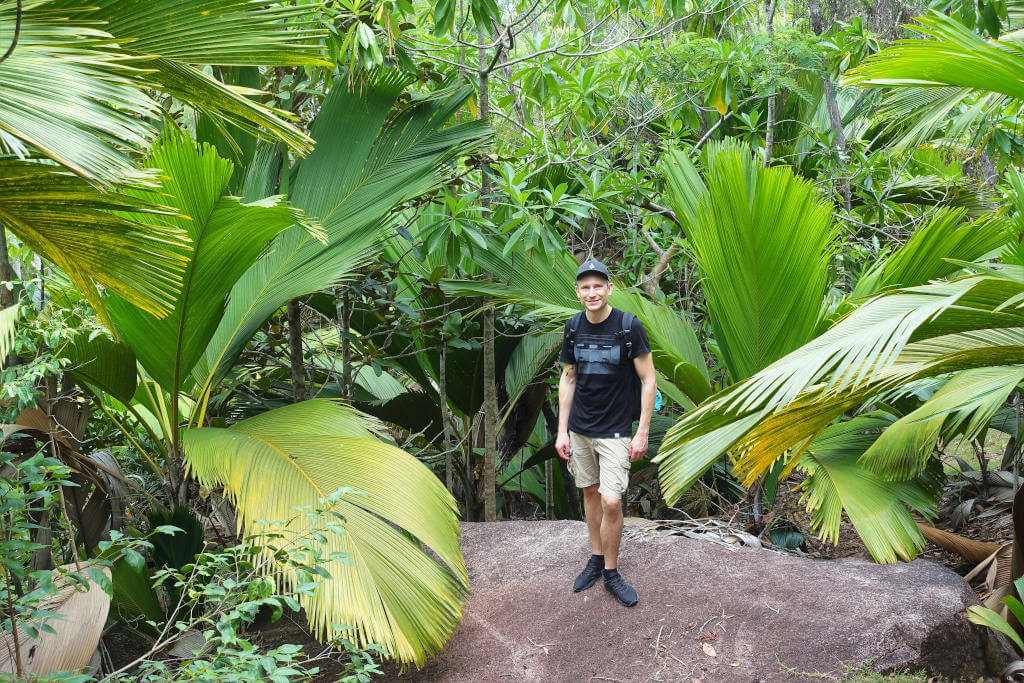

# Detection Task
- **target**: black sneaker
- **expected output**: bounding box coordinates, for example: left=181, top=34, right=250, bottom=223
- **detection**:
left=603, top=570, right=638, bottom=607
left=573, top=555, right=604, bottom=592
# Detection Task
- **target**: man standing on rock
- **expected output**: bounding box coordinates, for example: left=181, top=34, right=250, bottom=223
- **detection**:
left=556, top=259, right=656, bottom=607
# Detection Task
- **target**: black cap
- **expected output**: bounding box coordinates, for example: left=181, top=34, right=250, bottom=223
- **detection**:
left=576, top=259, right=610, bottom=281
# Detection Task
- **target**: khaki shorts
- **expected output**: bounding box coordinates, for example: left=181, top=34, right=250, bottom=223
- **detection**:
left=567, top=431, right=631, bottom=499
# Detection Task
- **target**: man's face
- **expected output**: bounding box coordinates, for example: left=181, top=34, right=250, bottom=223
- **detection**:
left=575, top=274, right=612, bottom=313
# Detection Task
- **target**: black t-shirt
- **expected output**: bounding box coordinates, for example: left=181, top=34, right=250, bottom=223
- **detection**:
left=559, top=308, right=652, bottom=438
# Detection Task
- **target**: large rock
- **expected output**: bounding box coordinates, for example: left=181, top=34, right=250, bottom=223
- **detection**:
left=392, top=520, right=1012, bottom=681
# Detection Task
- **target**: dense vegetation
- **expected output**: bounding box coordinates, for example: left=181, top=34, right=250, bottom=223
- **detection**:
left=3, top=0, right=1024, bottom=678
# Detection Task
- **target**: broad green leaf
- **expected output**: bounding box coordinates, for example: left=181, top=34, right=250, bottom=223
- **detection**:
left=851, top=208, right=1009, bottom=300
left=106, top=132, right=304, bottom=394
left=968, top=606, right=1024, bottom=652
left=847, top=11, right=1024, bottom=103
left=861, top=365, right=1024, bottom=480
left=182, top=400, right=467, bottom=665
left=0, top=304, right=18, bottom=360
left=62, top=332, right=137, bottom=405
left=197, top=73, right=490, bottom=389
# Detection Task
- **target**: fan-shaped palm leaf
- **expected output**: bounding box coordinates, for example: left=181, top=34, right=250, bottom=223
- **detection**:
left=661, top=141, right=837, bottom=382
left=105, top=132, right=311, bottom=398
left=1, top=0, right=324, bottom=186
left=195, top=73, right=490, bottom=394
left=860, top=365, right=1024, bottom=480
left=0, top=158, right=188, bottom=323
left=656, top=272, right=1024, bottom=558
left=182, top=400, right=466, bottom=666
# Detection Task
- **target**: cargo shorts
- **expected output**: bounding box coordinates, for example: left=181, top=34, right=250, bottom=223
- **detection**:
left=567, top=431, right=631, bottom=499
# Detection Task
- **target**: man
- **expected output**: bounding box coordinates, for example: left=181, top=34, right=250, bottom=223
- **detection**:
left=556, top=259, right=656, bottom=607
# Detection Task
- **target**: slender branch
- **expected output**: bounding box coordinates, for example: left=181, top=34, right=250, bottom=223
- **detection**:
left=0, top=0, right=21, bottom=66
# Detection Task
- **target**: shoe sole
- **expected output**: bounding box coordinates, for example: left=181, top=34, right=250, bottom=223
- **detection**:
left=604, top=583, right=638, bottom=607
left=573, top=575, right=599, bottom=592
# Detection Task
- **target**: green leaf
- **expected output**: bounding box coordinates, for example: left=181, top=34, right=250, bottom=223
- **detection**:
left=106, top=132, right=303, bottom=394
left=0, top=158, right=189, bottom=324
left=860, top=365, right=1024, bottom=480
left=182, top=400, right=467, bottom=666
left=968, top=605, right=1024, bottom=652
left=661, top=141, right=837, bottom=382
left=851, top=208, right=1009, bottom=300
left=196, top=73, right=490, bottom=389
left=846, top=11, right=1024, bottom=103
left=0, top=304, right=19, bottom=360
left=62, top=332, right=137, bottom=404
left=796, top=415, right=933, bottom=564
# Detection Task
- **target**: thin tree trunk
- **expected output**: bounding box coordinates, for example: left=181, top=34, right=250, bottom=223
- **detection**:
left=440, top=301, right=454, bottom=493
left=0, top=223, right=13, bottom=308
left=479, top=25, right=498, bottom=522
left=337, top=288, right=352, bottom=399
left=287, top=298, right=305, bottom=403
left=763, top=0, right=778, bottom=167
left=809, top=0, right=852, bottom=212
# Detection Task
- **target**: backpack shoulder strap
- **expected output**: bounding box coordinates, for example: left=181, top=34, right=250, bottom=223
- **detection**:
left=620, top=311, right=635, bottom=354
left=566, top=311, right=584, bottom=349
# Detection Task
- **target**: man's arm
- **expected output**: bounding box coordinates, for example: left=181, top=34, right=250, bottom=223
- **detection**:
left=630, top=352, right=657, bottom=461
left=555, top=363, right=576, bottom=460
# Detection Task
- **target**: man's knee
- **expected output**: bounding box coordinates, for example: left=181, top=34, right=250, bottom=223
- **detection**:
left=601, top=495, right=622, bottom=516
left=582, top=483, right=600, bottom=498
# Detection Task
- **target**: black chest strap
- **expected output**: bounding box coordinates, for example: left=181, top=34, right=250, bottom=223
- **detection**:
left=567, top=310, right=635, bottom=356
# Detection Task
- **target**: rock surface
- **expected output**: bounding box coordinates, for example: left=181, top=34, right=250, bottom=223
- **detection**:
left=389, top=520, right=1012, bottom=681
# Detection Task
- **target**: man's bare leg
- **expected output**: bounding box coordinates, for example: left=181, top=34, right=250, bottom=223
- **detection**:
left=582, top=484, right=602, bottom=554
left=600, top=495, right=623, bottom=570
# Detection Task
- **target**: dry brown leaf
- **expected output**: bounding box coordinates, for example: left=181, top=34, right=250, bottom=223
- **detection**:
left=701, top=643, right=717, bottom=657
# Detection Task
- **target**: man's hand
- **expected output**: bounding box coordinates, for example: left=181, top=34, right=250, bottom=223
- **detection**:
left=556, top=432, right=571, bottom=461
left=629, top=430, right=648, bottom=462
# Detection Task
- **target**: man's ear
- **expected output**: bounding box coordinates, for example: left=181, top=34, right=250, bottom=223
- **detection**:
left=607, top=281, right=614, bottom=293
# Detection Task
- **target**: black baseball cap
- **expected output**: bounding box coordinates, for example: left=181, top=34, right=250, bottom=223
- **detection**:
left=576, top=259, right=610, bottom=281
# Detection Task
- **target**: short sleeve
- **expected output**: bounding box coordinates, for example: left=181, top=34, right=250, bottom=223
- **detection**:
left=558, top=318, right=575, bottom=364
left=630, top=316, right=651, bottom=358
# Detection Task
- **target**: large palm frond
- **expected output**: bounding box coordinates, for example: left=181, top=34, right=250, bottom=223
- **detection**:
left=182, top=400, right=466, bottom=666
left=195, top=73, right=490, bottom=392
left=845, top=11, right=1024, bottom=103
left=860, top=365, right=1024, bottom=480
left=661, top=141, right=837, bottom=382
left=0, top=158, right=189, bottom=323
left=1, top=0, right=324, bottom=186
left=655, top=271, right=1024, bottom=560
left=105, top=132, right=311, bottom=394
left=797, top=415, right=938, bottom=563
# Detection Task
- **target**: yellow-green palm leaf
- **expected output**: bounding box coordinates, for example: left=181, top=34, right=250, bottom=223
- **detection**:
left=0, top=158, right=189, bottom=323
left=182, top=400, right=467, bottom=666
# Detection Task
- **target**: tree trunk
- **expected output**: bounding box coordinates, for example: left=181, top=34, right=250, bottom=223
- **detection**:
left=337, top=288, right=352, bottom=399
left=440, top=301, right=454, bottom=493
left=287, top=298, right=305, bottom=403
left=0, top=223, right=13, bottom=308
left=762, top=0, right=778, bottom=168
left=809, top=0, right=852, bottom=212
left=479, top=25, right=498, bottom=522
